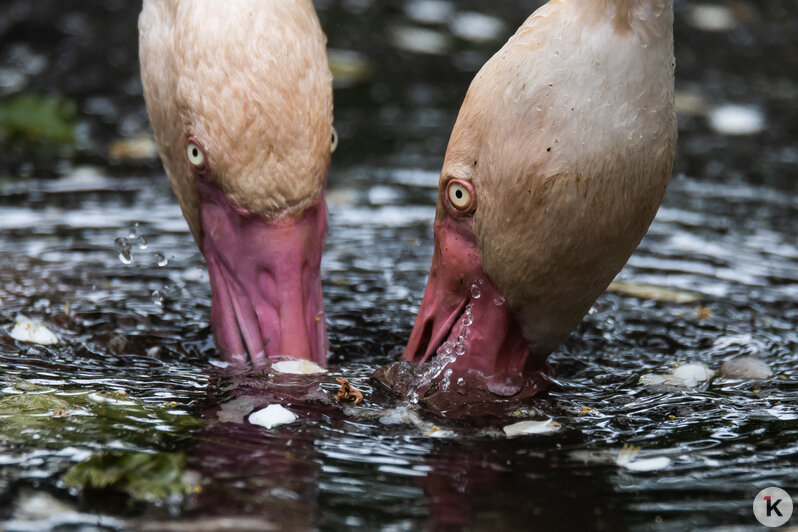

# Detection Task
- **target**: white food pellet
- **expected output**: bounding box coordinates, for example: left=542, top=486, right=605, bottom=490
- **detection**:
left=10, top=315, right=59, bottom=345
left=248, top=405, right=298, bottom=429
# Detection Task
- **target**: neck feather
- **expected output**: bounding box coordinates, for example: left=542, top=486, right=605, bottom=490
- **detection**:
left=569, top=0, right=673, bottom=35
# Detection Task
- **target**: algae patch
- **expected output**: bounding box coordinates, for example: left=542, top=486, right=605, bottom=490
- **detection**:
left=0, top=93, right=77, bottom=146
left=0, top=383, right=204, bottom=448
left=63, top=452, right=197, bottom=502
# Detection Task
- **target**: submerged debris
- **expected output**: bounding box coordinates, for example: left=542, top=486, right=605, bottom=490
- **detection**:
left=9, top=315, right=59, bottom=345
left=378, top=406, right=424, bottom=426
left=695, top=306, right=713, bottom=320
left=271, top=360, right=327, bottom=375
left=640, top=363, right=715, bottom=388
left=720, top=357, right=773, bottom=380
left=248, top=404, right=298, bottom=429
left=503, top=419, right=561, bottom=437
left=334, top=378, right=364, bottom=406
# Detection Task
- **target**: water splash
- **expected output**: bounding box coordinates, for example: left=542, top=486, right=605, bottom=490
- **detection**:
left=151, top=290, right=164, bottom=306
left=462, top=310, right=474, bottom=327
left=114, top=237, right=132, bottom=265
left=470, top=283, right=481, bottom=299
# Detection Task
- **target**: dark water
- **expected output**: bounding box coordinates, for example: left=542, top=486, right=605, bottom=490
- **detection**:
left=1, top=1, right=797, bottom=531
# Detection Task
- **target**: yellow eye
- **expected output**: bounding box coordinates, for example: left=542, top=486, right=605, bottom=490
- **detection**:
left=187, top=141, right=205, bottom=168
left=447, top=180, right=473, bottom=211
left=331, top=127, right=339, bottom=154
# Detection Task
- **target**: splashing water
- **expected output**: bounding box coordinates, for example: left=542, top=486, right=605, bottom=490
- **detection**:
left=470, top=283, right=481, bottom=299
left=114, top=237, right=132, bottom=265
left=151, top=290, right=164, bottom=307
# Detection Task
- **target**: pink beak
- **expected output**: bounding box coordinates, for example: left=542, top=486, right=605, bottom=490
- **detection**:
left=196, top=177, right=328, bottom=366
left=402, top=216, right=550, bottom=397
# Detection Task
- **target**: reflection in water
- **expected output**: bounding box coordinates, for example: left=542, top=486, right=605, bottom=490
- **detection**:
left=186, top=371, right=330, bottom=528
left=420, top=443, right=620, bottom=531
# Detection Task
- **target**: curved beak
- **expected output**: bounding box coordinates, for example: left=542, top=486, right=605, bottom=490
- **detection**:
left=401, top=216, right=549, bottom=397
left=196, top=177, right=328, bottom=366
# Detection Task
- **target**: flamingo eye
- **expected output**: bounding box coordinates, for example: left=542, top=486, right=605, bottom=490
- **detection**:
left=187, top=140, right=206, bottom=168
left=447, top=180, right=474, bottom=212
left=331, top=127, right=339, bottom=154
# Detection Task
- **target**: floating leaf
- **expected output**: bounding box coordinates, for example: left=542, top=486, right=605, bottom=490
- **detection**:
left=272, top=359, right=327, bottom=375
left=608, top=281, right=701, bottom=304
left=503, top=419, right=561, bottom=437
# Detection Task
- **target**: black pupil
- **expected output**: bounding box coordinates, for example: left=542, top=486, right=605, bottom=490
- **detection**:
left=455, top=189, right=463, bottom=200
left=192, top=148, right=199, bottom=158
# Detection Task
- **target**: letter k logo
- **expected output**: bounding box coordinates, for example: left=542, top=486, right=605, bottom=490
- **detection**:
left=765, top=496, right=783, bottom=517
left=755, top=488, right=792, bottom=527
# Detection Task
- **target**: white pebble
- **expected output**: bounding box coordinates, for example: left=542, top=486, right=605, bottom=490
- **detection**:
left=10, top=315, right=59, bottom=345
left=671, top=364, right=715, bottom=387
left=271, top=360, right=327, bottom=375
left=687, top=4, right=738, bottom=32
left=390, top=26, right=450, bottom=55
left=639, top=373, right=666, bottom=386
left=708, top=105, right=765, bottom=136
left=404, top=0, right=454, bottom=24
left=450, top=12, right=506, bottom=43
left=248, top=405, right=297, bottom=429
left=720, top=357, right=772, bottom=380
left=618, top=456, right=673, bottom=472
left=503, top=419, right=561, bottom=437
left=616, top=446, right=673, bottom=472
left=368, top=186, right=401, bottom=206
left=640, top=363, right=715, bottom=388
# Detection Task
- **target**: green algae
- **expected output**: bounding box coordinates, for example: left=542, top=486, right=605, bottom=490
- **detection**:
left=63, top=451, right=195, bottom=502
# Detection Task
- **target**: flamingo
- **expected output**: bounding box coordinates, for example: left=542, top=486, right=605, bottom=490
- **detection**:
left=401, top=0, right=677, bottom=397
left=139, top=0, right=334, bottom=366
